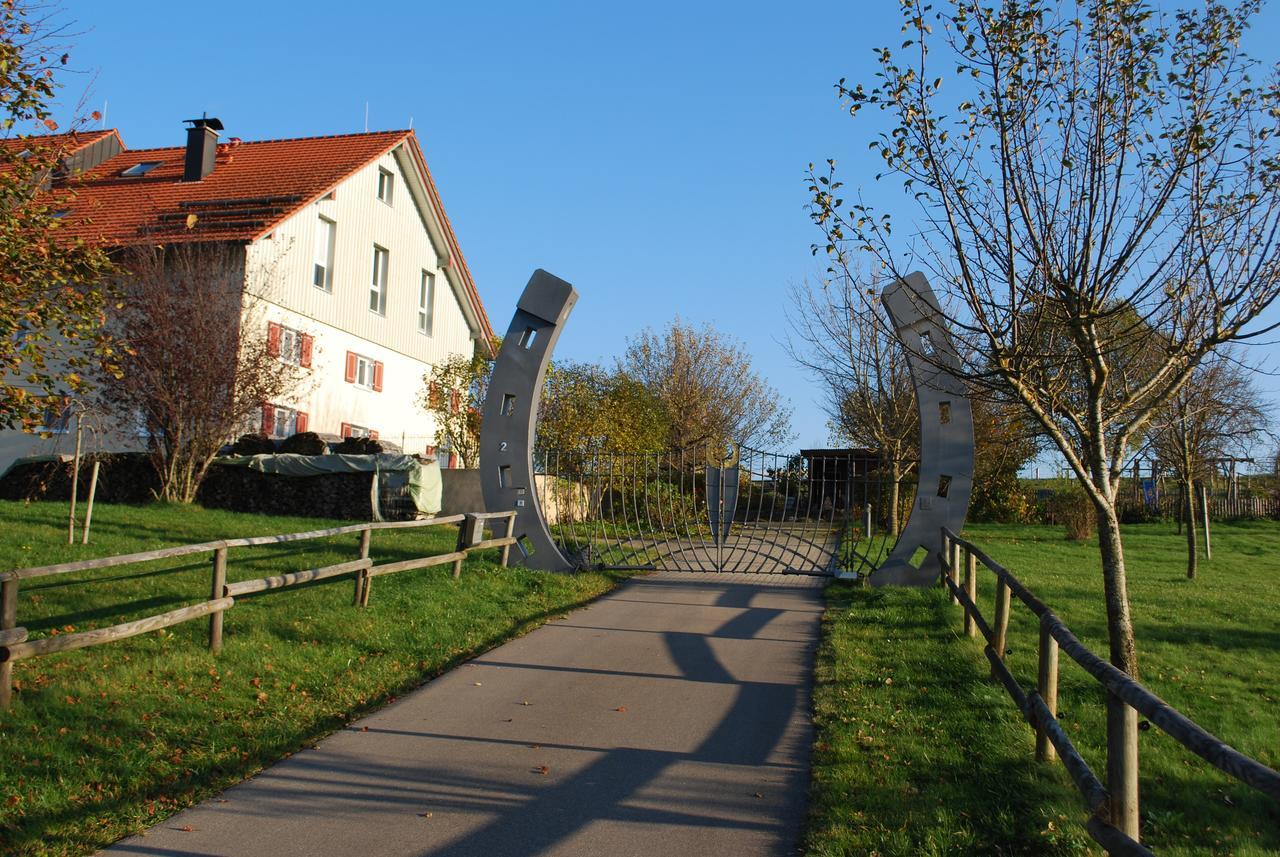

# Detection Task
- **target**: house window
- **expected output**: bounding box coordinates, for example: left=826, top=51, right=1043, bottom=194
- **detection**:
left=313, top=216, right=335, bottom=291
left=344, top=351, right=384, bottom=392
left=418, top=270, right=435, bottom=335
left=341, top=423, right=376, bottom=439
left=267, top=322, right=313, bottom=367
left=377, top=168, right=394, bottom=204
left=262, top=404, right=308, bottom=438
left=120, top=161, right=162, bottom=177
left=38, top=400, right=72, bottom=434
left=370, top=245, right=389, bottom=314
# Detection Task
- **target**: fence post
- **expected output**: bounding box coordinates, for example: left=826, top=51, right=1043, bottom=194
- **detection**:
left=356, top=527, right=372, bottom=608
left=963, top=547, right=977, bottom=638
left=1201, top=484, right=1212, bottom=560
left=1106, top=691, right=1141, bottom=840
left=946, top=531, right=959, bottom=605
left=456, top=515, right=482, bottom=579
left=1036, top=613, right=1059, bottom=762
left=209, top=546, right=227, bottom=653
left=0, top=577, right=17, bottom=709
left=990, top=576, right=1011, bottom=679
left=500, top=514, right=514, bottom=568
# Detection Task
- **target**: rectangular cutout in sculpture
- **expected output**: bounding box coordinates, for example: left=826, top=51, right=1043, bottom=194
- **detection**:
left=518, top=326, right=538, bottom=349
left=501, top=393, right=517, bottom=416
left=939, top=401, right=951, bottom=424
left=498, top=465, right=511, bottom=488
left=937, top=474, right=952, bottom=498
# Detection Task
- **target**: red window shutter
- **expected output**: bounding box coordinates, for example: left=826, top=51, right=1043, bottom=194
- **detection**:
left=429, top=382, right=440, bottom=408
left=261, top=404, right=275, bottom=436
left=299, top=334, right=313, bottom=368
left=372, top=361, right=384, bottom=392
left=341, top=422, right=351, bottom=438
left=425, top=445, right=436, bottom=456
left=344, top=351, right=357, bottom=383
left=450, top=389, right=461, bottom=414
left=267, top=322, right=281, bottom=357
left=369, top=430, right=379, bottom=441
left=296, top=411, right=308, bottom=433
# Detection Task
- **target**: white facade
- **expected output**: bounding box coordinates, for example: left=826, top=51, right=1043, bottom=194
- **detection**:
left=245, top=146, right=480, bottom=456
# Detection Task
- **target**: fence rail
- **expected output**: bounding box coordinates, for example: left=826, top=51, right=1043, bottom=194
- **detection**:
left=0, top=511, right=517, bottom=709
left=939, top=527, right=1280, bottom=856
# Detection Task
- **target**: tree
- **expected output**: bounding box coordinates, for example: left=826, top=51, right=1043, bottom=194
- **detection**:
left=621, top=319, right=793, bottom=451
left=537, top=360, right=670, bottom=462
left=810, top=0, right=1280, bottom=691
left=1149, top=354, right=1271, bottom=578
left=0, top=2, right=117, bottom=430
left=101, top=243, right=307, bottom=503
left=419, top=347, right=493, bottom=469
left=785, top=275, right=918, bottom=533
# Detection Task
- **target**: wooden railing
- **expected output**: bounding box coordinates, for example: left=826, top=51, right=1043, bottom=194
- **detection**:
left=0, top=511, right=518, bottom=709
left=940, top=527, right=1280, bottom=856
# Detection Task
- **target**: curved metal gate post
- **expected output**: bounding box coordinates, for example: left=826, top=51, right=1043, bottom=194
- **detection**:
left=479, top=269, right=578, bottom=572
left=872, top=271, right=975, bottom=586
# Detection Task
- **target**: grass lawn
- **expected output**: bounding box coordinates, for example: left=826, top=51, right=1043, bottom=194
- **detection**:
left=0, top=500, right=623, bottom=857
left=806, top=520, right=1280, bottom=856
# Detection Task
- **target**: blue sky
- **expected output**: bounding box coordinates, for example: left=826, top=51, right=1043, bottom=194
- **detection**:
left=52, top=1, right=1280, bottom=458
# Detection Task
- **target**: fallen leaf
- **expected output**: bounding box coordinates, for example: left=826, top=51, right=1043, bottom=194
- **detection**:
left=420, top=811, right=433, bottom=818
left=473, top=682, right=482, bottom=687
left=613, top=706, right=627, bottom=713
left=534, top=765, right=549, bottom=775
left=178, top=825, right=195, bottom=832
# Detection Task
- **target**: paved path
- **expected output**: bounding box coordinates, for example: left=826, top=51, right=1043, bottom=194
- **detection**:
left=103, top=572, right=826, bottom=857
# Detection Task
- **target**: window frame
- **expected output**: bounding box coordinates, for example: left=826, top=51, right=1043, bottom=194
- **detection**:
left=313, top=215, right=336, bottom=292
left=376, top=167, right=394, bottom=205
left=369, top=244, right=389, bottom=315
left=354, top=354, right=376, bottom=390
left=418, top=269, right=435, bottom=335
left=270, top=405, right=298, bottom=439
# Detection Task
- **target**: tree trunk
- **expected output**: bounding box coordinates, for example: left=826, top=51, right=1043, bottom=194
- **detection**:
left=1184, top=478, right=1198, bottom=579
left=1096, top=502, right=1140, bottom=678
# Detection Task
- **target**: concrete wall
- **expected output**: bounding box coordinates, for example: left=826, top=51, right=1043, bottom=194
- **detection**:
left=440, top=468, right=486, bottom=516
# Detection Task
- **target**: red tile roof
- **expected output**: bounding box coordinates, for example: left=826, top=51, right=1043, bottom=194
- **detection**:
left=44, top=128, right=493, bottom=344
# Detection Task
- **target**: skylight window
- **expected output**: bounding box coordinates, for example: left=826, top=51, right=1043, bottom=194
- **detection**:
left=120, top=161, right=162, bottom=177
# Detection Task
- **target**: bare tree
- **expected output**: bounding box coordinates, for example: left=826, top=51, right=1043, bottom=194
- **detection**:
left=810, top=0, right=1280, bottom=692
left=102, top=243, right=307, bottom=502
left=1149, top=354, right=1271, bottom=578
left=785, top=276, right=918, bottom=533
left=621, top=319, right=793, bottom=452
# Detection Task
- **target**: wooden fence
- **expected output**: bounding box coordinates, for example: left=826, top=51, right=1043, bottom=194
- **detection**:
left=1116, top=492, right=1280, bottom=521
left=940, top=527, right=1280, bottom=856
left=0, top=510, right=518, bottom=709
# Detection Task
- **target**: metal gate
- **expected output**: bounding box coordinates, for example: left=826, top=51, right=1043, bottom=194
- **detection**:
left=533, top=444, right=910, bottom=575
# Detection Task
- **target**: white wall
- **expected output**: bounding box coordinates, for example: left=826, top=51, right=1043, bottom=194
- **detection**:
left=243, top=144, right=480, bottom=453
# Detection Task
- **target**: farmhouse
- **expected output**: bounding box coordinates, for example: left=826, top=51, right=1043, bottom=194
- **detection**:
left=0, top=119, right=494, bottom=473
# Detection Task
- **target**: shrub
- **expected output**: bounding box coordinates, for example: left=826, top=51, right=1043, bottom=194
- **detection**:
left=970, top=472, right=1034, bottom=523
left=279, top=431, right=327, bottom=455
left=333, top=436, right=383, bottom=455
left=1047, top=487, right=1095, bottom=540
left=230, top=433, right=276, bottom=456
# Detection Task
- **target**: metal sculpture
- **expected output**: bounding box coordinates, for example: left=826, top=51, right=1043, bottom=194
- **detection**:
left=870, top=272, right=975, bottom=586
left=478, top=269, right=578, bottom=572
left=479, top=268, right=973, bottom=583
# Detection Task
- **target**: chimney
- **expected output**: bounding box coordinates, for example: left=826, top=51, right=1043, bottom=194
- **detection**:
left=183, top=115, right=223, bottom=182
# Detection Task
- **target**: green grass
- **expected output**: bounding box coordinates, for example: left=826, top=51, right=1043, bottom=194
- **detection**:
left=0, top=501, right=623, bottom=856
left=807, top=521, right=1280, bottom=856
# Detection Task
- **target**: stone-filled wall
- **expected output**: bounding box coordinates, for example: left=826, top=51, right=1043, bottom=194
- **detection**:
left=0, top=453, right=160, bottom=504
left=197, top=464, right=380, bottom=520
